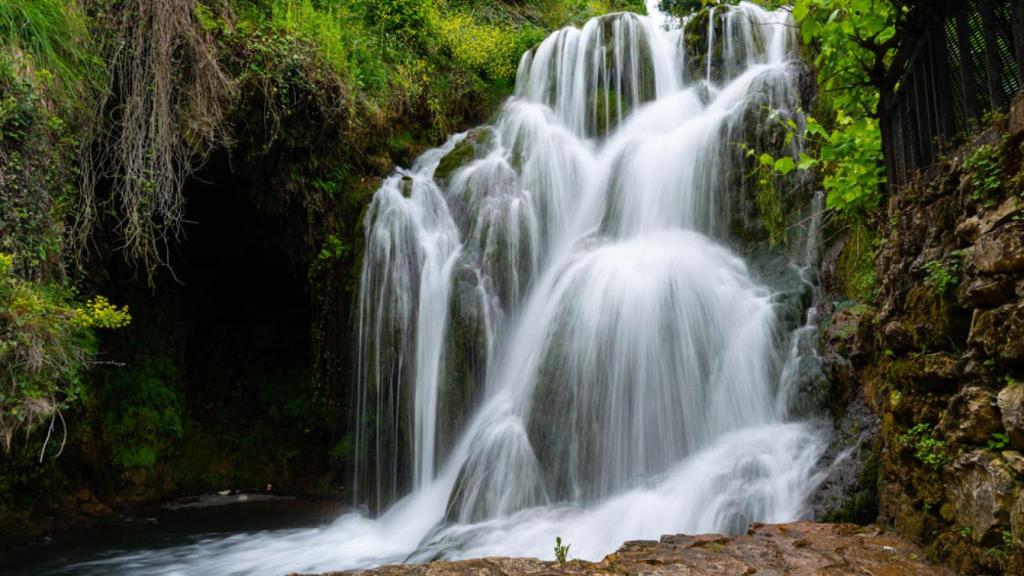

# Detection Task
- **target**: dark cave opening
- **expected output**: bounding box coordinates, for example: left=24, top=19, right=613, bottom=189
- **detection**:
left=172, top=156, right=312, bottom=425
left=92, top=150, right=332, bottom=496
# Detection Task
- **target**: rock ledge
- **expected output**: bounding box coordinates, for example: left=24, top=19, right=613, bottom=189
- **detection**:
left=293, top=521, right=952, bottom=576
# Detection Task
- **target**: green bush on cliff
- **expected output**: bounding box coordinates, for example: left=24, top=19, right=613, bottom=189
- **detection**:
left=0, top=253, right=130, bottom=456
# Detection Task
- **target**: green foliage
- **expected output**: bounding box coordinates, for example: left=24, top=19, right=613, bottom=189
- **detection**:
left=94, top=321, right=181, bottom=471
left=0, top=253, right=128, bottom=455
left=836, top=224, right=876, bottom=302
left=317, top=234, right=352, bottom=262
left=738, top=145, right=788, bottom=245
left=790, top=0, right=901, bottom=217
left=435, top=12, right=546, bottom=81
left=964, top=144, right=1003, bottom=204
left=554, top=536, right=570, bottom=565
left=0, top=50, right=79, bottom=272
left=987, top=432, right=1009, bottom=452
left=898, top=422, right=948, bottom=471
left=924, top=258, right=959, bottom=297
left=0, top=0, right=99, bottom=101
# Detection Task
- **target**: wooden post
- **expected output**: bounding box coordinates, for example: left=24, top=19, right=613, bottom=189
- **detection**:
left=980, top=0, right=1006, bottom=108
left=1014, top=0, right=1024, bottom=88
left=930, top=25, right=958, bottom=147
left=957, top=8, right=981, bottom=120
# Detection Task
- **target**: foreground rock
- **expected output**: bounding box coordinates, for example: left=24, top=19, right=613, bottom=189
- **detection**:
left=293, top=522, right=951, bottom=576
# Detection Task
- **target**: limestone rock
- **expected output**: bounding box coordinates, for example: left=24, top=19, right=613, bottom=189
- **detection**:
left=938, top=386, right=1001, bottom=443
left=1010, top=91, right=1024, bottom=138
left=970, top=302, right=1024, bottom=364
left=967, top=221, right=1024, bottom=274
left=297, top=522, right=953, bottom=576
left=999, top=385, right=1024, bottom=450
left=959, top=273, right=1016, bottom=308
left=946, top=451, right=1016, bottom=544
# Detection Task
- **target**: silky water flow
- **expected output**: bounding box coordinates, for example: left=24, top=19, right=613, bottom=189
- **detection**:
left=61, top=4, right=832, bottom=574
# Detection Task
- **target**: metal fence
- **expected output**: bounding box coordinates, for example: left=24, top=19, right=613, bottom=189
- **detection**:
left=880, top=0, right=1023, bottom=190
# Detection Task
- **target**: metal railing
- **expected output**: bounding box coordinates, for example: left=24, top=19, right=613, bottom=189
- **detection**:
left=880, top=0, right=1023, bottom=190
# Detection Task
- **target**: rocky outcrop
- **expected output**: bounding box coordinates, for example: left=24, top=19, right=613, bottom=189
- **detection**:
left=820, top=92, right=1024, bottom=574
left=296, top=522, right=951, bottom=576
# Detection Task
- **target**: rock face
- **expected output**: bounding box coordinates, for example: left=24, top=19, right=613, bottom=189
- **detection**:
left=999, top=385, right=1024, bottom=450
left=296, top=522, right=952, bottom=576
left=817, top=92, right=1024, bottom=574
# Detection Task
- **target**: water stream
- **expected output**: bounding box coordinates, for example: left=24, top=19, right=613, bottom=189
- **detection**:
left=38, top=4, right=831, bottom=574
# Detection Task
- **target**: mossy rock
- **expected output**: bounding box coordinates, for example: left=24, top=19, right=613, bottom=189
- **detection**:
left=434, top=127, right=494, bottom=184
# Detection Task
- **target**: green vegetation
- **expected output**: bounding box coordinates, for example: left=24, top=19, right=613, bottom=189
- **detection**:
left=987, top=432, right=1009, bottom=452
left=788, top=0, right=899, bottom=217
left=554, top=536, right=571, bottom=565
left=836, top=224, right=876, bottom=302
left=924, top=259, right=959, bottom=297
left=899, top=422, right=948, bottom=471
left=0, top=253, right=130, bottom=454
left=0, top=0, right=99, bottom=101
left=1, top=0, right=642, bottom=538
left=964, top=143, right=1004, bottom=204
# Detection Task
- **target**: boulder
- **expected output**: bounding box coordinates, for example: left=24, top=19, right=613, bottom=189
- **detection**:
left=970, top=302, right=1024, bottom=364
left=966, top=222, right=1024, bottom=274
left=959, top=274, right=1016, bottom=308
left=999, top=385, right=1024, bottom=450
left=938, top=386, right=1002, bottom=444
left=946, top=451, right=1016, bottom=545
left=1010, top=91, right=1024, bottom=138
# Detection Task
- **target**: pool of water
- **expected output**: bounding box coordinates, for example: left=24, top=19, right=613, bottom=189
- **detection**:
left=0, top=495, right=349, bottom=576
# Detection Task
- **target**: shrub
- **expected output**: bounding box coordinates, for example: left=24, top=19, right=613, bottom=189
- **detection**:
left=0, top=253, right=129, bottom=455
left=898, top=422, right=948, bottom=471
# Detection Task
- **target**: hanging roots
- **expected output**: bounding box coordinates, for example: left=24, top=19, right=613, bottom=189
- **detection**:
left=76, top=0, right=236, bottom=279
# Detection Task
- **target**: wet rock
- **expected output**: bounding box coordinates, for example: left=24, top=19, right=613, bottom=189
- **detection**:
left=1010, top=91, right=1024, bottom=138
left=956, top=216, right=982, bottom=244
left=1013, top=490, right=1024, bottom=552
left=970, top=302, right=1024, bottom=364
left=1003, top=450, right=1024, bottom=476
left=939, top=386, right=1002, bottom=444
left=999, top=385, right=1024, bottom=450
left=966, top=221, right=1024, bottom=274
left=434, top=128, right=492, bottom=184
left=959, top=273, right=1016, bottom=308
left=811, top=397, right=880, bottom=524
left=72, top=489, right=114, bottom=518
left=978, top=197, right=1021, bottom=237
left=298, top=522, right=953, bottom=576
left=888, top=352, right=960, bottom=388
left=946, top=451, right=1016, bottom=545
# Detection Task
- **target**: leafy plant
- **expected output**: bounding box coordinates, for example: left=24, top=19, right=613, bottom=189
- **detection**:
left=554, top=536, right=570, bottom=565
left=987, top=432, right=1009, bottom=452
left=787, top=1, right=903, bottom=217
left=924, top=259, right=958, bottom=297
left=0, top=0, right=100, bottom=100
left=0, top=253, right=130, bottom=455
left=964, top=144, right=1003, bottom=204
left=899, top=422, right=948, bottom=471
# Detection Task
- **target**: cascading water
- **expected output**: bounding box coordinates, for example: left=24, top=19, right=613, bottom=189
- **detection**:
left=56, top=4, right=832, bottom=575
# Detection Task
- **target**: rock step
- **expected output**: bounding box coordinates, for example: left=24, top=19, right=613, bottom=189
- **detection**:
left=292, top=521, right=952, bottom=576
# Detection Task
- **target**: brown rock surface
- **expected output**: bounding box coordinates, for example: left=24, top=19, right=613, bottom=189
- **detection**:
left=293, top=522, right=953, bottom=576
left=999, top=385, right=1024, bottom=450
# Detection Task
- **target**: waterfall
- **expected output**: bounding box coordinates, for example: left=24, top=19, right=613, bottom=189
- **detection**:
left=354, top=1, right=819, bottom=524
left=67, top=4, right=829, bottom=574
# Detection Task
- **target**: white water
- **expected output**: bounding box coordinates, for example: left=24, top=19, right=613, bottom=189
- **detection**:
left=62, top=4, right=831, bottom=575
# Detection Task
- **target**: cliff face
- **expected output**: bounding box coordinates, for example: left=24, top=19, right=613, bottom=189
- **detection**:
left=821, top=93, right=1024, bottom=574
